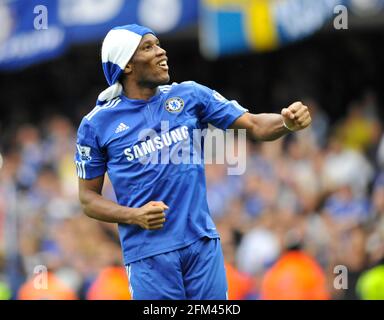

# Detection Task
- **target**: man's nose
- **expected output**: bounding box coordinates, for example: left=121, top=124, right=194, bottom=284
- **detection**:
left=156, top=45, right=166, bottom=56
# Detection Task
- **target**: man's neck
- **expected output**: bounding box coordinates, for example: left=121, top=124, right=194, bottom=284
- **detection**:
left=123, top=82, right=158, bottom=101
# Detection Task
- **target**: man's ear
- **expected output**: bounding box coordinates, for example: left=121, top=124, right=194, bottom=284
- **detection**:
left=123, top=63, right=132, bottom=75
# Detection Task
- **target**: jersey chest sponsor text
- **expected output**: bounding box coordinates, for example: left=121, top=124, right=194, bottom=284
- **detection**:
left=123, top=125, right=189, bottom=161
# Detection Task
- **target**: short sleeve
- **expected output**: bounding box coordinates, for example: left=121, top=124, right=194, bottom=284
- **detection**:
left=193, top=82, right=248, bottom=130
left=74, top=119, right=107, bottom=179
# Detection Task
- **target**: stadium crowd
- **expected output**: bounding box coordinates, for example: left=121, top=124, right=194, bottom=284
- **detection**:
left=0, top=89, right=383, bottom=300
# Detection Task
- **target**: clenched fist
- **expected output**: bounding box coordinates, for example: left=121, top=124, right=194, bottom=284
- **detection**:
left=281, top=101, right=312, bottom=132
left=132, top=201, right=168, bottom=230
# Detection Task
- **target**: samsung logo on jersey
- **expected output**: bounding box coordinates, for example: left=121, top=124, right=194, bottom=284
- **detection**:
left=124, top=126, right=189, bottom=161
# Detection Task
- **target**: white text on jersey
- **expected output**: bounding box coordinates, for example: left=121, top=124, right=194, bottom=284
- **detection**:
left=124, top=126, right=189, bottom=161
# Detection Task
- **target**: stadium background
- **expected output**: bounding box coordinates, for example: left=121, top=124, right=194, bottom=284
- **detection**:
left=1, top=0, right=384, bottom=300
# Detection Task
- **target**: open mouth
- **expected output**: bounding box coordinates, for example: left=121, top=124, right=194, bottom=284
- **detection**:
left=157, top=59, right=169, bottom=71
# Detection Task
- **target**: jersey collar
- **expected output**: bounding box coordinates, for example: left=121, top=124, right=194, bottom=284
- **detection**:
left=120, top=87, right=162, bottom=105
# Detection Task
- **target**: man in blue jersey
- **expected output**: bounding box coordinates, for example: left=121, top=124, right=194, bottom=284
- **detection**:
left=75, top=24, right=311, bottom=300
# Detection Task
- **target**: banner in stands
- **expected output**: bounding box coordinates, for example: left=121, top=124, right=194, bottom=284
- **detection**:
left=0, top=0, right=198, bottom=71
left=199, top=0, right=384, bottom=58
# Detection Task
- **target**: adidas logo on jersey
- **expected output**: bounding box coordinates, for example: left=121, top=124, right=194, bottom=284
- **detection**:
left=115, top=123, right=129, bottom=134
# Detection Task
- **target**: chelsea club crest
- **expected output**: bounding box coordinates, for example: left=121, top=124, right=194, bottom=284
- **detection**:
left=165, top=97, right=184, bottom=113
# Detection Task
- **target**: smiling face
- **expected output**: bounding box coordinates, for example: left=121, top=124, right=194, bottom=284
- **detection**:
left=125, top=33, right=170, bottom=89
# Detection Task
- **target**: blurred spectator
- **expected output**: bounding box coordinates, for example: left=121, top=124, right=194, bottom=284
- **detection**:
left=323, top=185, right=372, bottom=225
left=0, top=281, right=11, bottom=300
left=236, top=223, right=281, bottom=275
left=259, top=231, right=330, bottom=300
left=14, top=125, right=44, bottom=189
left=18, top=271, right=78, bottom=300
left=216, top=221, right=256, bottom=300
left=86, top=266, right=131, bottom=300
left=205, top=164, right=236, bottom=219
left=335, top=103, right=376, bottom=153
left=0, top=253, right=11, bottom=300
left=322, top=135, right=373, bottom=196
left=356, top=256, right=384, bottom=300
left=334, top=226, right=369, bottom=300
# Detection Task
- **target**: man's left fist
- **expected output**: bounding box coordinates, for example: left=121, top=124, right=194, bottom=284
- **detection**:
left=281, top=101, right=312, bottom=132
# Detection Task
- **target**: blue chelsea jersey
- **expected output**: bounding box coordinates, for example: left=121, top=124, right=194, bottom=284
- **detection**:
left=74, top=81, right=247, bottom=265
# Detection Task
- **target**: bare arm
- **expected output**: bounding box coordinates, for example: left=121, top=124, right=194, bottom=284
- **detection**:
left=230, top=101, right=312, bottom=141
left=78, top=175, right=167, bottom=230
